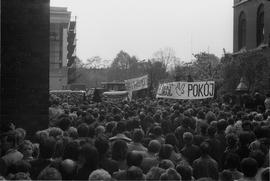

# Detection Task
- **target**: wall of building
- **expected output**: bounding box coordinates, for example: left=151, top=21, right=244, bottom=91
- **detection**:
left=1, top=0, right=50, bottom=136
left=233, top=0, right=270, bottom=52
left=49, top=7, right=71, bottom=90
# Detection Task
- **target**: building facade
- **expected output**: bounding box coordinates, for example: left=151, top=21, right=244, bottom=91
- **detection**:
left=233, top=0, right=270, bottom=52
left=50, top=7, right=74, bottom=90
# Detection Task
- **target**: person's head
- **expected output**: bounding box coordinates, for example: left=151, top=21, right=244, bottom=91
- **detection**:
left=183, top=132, right=193, bottom=145
left=148, top=140, right=161, bottom=154
left=160, top=168, right=181, bottom=181
left=111, top=140, right=128, bottom=161
left=88, top=169, right=111, bottom=181
left=146, top=167, right=165, bottom=181
left=10, top=160, right=31, bottom=174
left=261, top=168, right=270, bottom=181
left=227, top=118, right=235, bottom=125
left=225, top=153, right=240, bottom=169
left=58, top=117, right=71, bottom=131
left=48, top=127, right=63, bottom=138
left=78, top=144, right=99, bottom=170
left=95, top=126, right=105, bottom=136
left=200, top=142, right=210, bottom=156
left=1, top=131, right=20, bottom=153
left=217, top=119, right=227, bottom=133
left=249, top=150, right=265, bottom=168
left=95, top=136, right=109, bottom=157
left=159, top=144, right=173, bottom=160
left=176, top=164, right=193, bottom=180
left=152, top=126, right=163, bottom=137
left=206, top=111, right=216, bottom=124
left=9, top=172, right=31, bottom=180
left=242, top=121, right=252, bottom=131
left=67, top=127, right=78, bottom=139
left=16, top=128, right=26, bottom=145
left=60, top=159, right=77, bottom=180
left=207, top=126, right=216, bottom=137
left=182, top=116, right=190, bottom=127
left=226, top=133, right=238, bottom=147
left=115, top=121, right=126, bottom=134
left=200, top=123, right=208, bottom=135
left=241, top=157, right=258, bottom=178
left=39, top=136, right=56, bottom=159
left=133, top=129, right=144, bottom=143
left=239, top=131, right=252, bottom=146
left=219, top=170, right=233, bottom=181
left=77, top=123, right=89, bottom=137
left=158, top=159, right=175, bottom=170
left=127, top=151, right=143, bottom=167
left=37, top=167, right=62, bottom=180
left=63, top=140, right=79, bottom=161
left=126, top=166, right=144, bottom=180
left=197, top=111, right=205, bottom=119
left=165, top=133, right=178, bottom=148
left=19, top=140, right=33, bottom=158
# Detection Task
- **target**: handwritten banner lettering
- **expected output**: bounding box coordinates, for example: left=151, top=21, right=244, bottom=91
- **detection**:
left=156, top=81, right=215, bottom=100
left=125, top=75, right=148, bottom=92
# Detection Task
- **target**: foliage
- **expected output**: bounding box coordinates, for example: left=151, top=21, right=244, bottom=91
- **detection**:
left=108, top=50, right=142, bottom=81
left=174, top=52, right=221, bottom=82
left=221, top=50, right=270, bottom=94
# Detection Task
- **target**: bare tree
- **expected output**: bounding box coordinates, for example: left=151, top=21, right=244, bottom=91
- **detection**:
left=153, top=47, right=176, bottom=70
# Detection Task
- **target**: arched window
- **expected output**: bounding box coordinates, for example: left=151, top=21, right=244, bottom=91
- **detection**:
left=257, top=4, right=264, bottom=46
left=238, top=12, right=246, bottom=50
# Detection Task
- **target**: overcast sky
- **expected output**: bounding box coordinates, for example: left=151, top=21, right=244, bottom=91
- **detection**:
left=51, top=0, right=234, bottom=63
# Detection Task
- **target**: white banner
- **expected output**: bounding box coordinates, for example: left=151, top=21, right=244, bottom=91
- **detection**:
left=125, top=75, right=148, bottom=92
left=156, top=81, right=215, bottom=100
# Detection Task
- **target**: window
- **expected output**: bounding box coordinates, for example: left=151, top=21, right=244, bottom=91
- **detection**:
left=238, top=12, right=246, bottom=50
left=257, top=4, right=264, bottom=46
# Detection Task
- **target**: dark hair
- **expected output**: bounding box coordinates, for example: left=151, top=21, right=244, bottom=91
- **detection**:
left=88, top=126, right=95, bottom=138
left=9, top=160, right=31, bottom=174
left=176, top=164, right=193, bottom=180
left=160, top=168, right=181, bottom=181
left=58, top=117, right=71, bottom=131
left=261, top=168, right=270, bottom=181
left=219, top=170, right=233, bottom=181
left=207, top=126, right=216, bottom=137
left=95, top=136, right=109, bottom=157
left=200, top=142, right=210, bottom=155
left=148, top=140, right=161, bottom=153
left=126, top=166, right=144, bottom=180
left=249, top=150, right=265, bottom=168
left=152, top=126, right=163, bottom=136
left=225, top=153, right=240, bottom=169
left=77, top=123, right=89, bottom=137
left=200, top=123, right=208, bottom=135
left=165, top=133, right=178, bottom=148
left=217, top=119, right=227, bottom=132
left=239, top=131, right=252, bottom=146
left=241, top=157, right=258, bottom=177
left=37, top=167, right=62, bottom=180
left=116, top=121, right=126, bottom=134
left=78, top=144, right=99, bottom=169
left=63, top=141, right=79, bottom=161
left=133, top=129, right=144, bottom=143
left=159, top=144, right=173, bottom=160
left=126, top=151, right=143, bottom=167
left=111, top=140, right=128, bottom=161
left=39, top=136, right=56, bottom=159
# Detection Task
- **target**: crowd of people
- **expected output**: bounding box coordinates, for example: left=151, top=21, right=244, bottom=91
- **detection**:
left=0, top=92, right=270, bottom=180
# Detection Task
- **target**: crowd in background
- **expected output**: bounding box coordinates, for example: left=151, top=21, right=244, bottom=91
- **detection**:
left=0, top=92, right=270, bottom=180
